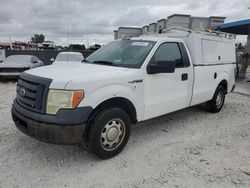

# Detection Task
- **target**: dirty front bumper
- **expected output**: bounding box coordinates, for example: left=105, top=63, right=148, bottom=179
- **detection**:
left=11, top=99, right=93, bottom=144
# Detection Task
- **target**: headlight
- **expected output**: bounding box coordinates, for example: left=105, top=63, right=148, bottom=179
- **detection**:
left=46, top=89, right=84, bottom=115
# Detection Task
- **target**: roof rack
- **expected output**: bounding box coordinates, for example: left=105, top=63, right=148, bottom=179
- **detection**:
left=162, top=26, right=236, bottom=40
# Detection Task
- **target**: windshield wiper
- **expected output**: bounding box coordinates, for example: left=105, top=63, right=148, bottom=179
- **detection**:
left=92, top=60, right=118, bottom=66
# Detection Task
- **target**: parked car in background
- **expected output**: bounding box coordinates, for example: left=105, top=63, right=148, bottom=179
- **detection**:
left=67, top=44, right=85, bottom=51
left=0, top=55, right=44, bottom=79
left=53, top=52, right=84, bottom=64
left=0, top=49, right=5, bottom=62
left=88, top=44, right=101, bottom=51
left=42, top=41, right=56, bottom=50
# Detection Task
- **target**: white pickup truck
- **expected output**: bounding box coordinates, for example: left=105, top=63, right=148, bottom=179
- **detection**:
left=12, top=29, right=236, bottom=159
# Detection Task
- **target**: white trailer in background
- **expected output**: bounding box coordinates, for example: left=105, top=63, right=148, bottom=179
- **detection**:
left=114, top=27, right=142, bottom=40
left=148, top=22, right=157, bottom=33
left=142, top=25, right=149, bottom=35
left=166, top=14, right=191, bottom=29
left=114, top=14, right=226, bottom=39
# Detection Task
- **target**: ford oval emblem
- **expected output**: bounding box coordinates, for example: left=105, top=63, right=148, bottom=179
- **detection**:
left=20, top=88, right=26, bottom=97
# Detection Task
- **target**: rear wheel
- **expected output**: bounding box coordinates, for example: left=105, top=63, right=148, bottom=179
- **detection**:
left=207, top=85, right=226, bottom=113
left=86, top=108, right=130, bottom=159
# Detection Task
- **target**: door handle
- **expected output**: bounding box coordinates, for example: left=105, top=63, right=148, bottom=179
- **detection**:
left=181, top=73, right=188, bottom=81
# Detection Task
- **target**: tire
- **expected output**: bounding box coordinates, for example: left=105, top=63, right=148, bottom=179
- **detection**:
left=207, top=85, right=226, bottom=113
left=86, top=108, right=131, bottom=159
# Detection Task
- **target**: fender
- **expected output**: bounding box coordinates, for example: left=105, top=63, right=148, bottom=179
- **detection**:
left=78, top=83, right=144, bottom=121
left=214, top=71, right=229, bottom=94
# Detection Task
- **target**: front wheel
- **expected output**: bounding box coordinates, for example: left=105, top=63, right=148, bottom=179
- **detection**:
left=86, top=108, right=131, bottom=159
left=207, top=85, right=226, bottom=113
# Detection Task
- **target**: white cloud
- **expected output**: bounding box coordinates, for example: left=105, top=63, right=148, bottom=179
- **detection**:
left=0, top=0, right=249, bottom=45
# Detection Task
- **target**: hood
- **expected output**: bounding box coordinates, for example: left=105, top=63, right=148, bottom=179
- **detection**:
left=0, top=62, right=31, bottom=68
left=26, top=63, right=129, bottom=89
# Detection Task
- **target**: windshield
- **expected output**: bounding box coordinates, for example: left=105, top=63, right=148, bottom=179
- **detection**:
left=86, top=40, right=156, bottom=68
left=4, top=55, right=31, bottom=64
left=55, top=53, right=84, bottom=62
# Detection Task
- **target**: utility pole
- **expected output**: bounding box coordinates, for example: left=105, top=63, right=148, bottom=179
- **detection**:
left=247, top=7, right=250, bottom=75
left=87, top=36, right=89, bottom=49
left=9, top=35, right=12, bottom=50
left=67, top=27, right=70, bottom=47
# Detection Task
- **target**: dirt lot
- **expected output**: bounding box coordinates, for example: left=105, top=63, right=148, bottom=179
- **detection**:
left=0, top=81, right=250, bottom=188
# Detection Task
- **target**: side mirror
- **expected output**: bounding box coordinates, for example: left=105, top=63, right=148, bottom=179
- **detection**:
left=50, top=57, right=55, bottom=62
left=33, top=61, right=38, bottom=64
left=147, top=60, right=176, bottom=74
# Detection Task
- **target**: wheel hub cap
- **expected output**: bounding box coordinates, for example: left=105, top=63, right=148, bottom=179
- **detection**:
left=100, top=118, right=126, bottom=151
left=216, top=92, right=223, bottom=108
left=107, top=127, right=119, bottom=141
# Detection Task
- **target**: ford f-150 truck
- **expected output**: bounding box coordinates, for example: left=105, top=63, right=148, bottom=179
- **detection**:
left=11, top=28, right=236, bottom=159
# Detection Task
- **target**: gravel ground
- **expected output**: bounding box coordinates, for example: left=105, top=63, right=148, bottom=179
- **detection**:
left=0, top=81, right=250, bottom=188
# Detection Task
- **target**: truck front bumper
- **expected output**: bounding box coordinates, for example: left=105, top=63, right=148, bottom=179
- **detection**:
left=11, top=100, right=93, bottom=144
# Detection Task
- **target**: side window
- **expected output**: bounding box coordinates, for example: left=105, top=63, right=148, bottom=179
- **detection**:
left=149, top=43, right=184, bottom=68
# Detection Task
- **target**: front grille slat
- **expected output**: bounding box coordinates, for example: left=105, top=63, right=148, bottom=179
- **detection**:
left=17, top=85, right=36, bottom=99
left=17, top=93, right=36, bottom=107
left=16, top=72, right=52, bottom=113
left=18, top=79, right=38, bottom=92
